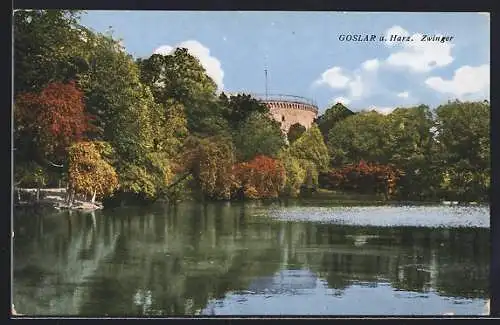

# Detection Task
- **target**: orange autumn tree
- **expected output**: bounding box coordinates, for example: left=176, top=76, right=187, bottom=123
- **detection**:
left=68, top=141, right=119, bottom=203
left=233, top=155, right=286, bottom=199
left=14, top=81, right=90, bottom=166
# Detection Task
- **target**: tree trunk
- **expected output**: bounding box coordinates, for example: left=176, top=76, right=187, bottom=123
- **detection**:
left=91, top=189, right=97, bottom=204
left=17, top=189, right=21, bottom=202
left=69, top=190, right=75, bottom=206
left=65, top=185, right=71, bottom=204
left=36, top=188, right=40, bottom=202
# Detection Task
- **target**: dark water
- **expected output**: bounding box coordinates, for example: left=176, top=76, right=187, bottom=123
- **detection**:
left=13, top=201, right=490, bottom=316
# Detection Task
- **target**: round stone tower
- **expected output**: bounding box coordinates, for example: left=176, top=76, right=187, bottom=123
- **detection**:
left=256, top=94, right=319, bottom=133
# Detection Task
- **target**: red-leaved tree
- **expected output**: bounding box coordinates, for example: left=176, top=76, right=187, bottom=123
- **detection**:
left=320, top=160, right=404, bottom=200
left=15, top=81, right=90, bottom=165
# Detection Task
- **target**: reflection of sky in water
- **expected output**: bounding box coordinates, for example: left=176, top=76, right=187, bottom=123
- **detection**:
left=268, top=206, right=490, bottom=228
left=200, top=269, right=488, bottom=316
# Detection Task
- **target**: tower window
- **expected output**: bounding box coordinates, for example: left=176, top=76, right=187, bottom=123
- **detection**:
left=282, top=115, right=285, bottom=122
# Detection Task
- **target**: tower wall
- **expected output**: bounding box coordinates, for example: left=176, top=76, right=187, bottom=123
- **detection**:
left=262, top=100, right=319, bottom=133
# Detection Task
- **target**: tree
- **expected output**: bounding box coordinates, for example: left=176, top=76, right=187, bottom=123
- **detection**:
left=321, top=161, right=404, bottom=200
left=327, top=111, right=390, bottom=166
left=385, top=105, right=440, bottom=200
left=232, top=112, right=286, bottom=162
left=68, top=141, right=119, bottom=203
left=73, top=31, right=180, bottom=201
left=137, top=49, right=227, bottom=136
left=277, top=149, right=307, bottom=197
left=182, top=136, right=237, bottom=200
left=434, top=100, right=490, bottom=201
left=315, top=102, right=355, bottom=143
left=287, top=123, right=306, bottom=144
left=152, top=99, right=189, bottom=158
left=290, top=124, right=330, bottom=172
left=232, top=155, right=286, bottom=199
left=14, top=81, right=90, bottom=168
left=14, top=10, right=89, bottom=95
left=219, top=93, right=270, bottom=131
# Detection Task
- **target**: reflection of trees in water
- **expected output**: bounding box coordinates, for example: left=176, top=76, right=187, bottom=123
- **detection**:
left=13, top=203, right=489, bottom=316
left=13, top=210, right=119, bottom=315
left=76, top=203, right=284, bottom=316
left=278, top=222, right=489, bottom=299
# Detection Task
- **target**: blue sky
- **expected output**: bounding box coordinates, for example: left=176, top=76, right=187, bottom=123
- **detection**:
left=80, top=11, right=490, bottom=114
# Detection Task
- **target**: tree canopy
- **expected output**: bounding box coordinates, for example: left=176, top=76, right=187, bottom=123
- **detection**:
left=13, top=10, right=490, bottom=204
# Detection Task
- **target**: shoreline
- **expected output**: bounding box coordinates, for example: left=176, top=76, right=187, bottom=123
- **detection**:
left=13, top=187, right=488, bottom=212
left=14, top=188, right=103, bottom=212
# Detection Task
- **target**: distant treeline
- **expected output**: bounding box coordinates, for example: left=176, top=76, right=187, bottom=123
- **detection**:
left=13, top=10, right=490, bottom=205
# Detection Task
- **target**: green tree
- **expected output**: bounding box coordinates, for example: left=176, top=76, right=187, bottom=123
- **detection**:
left=384, top=105, right=440, bottom=199
left=14, top=10, right=89, bottom=95
left=434, top=100, right=490, bottom=201
left=137, top=50, right=228, bottom=136
left=290, top=124, right=330, bottom=172
left=287, top=123, right=306, bottom=144
left=315, top=102, right=355, bottom=143
left=219, top=93, right=270, bottom=131
left=277, top=149, right=307, bottom=197
left=327, top=111, right=390, bottom=166
left=232, top=112, right=286, bottom=162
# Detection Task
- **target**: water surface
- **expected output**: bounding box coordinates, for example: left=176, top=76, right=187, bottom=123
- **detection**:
left=13, top=202, right=490, bottom=316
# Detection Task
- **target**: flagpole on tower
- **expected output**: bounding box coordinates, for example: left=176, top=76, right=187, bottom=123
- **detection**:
left=264, top=55, right=269, bottom=99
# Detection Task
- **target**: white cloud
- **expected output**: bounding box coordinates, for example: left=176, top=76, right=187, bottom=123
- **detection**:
left=333, top=96, right=351, bottom=105
left=366, top=105, right=395, bottom=115
left=384, top=25, right=410, bottom=47
left=361, top=59, right=380, bottom=71
left=153, top=40, right=224, bottom=91
left=348, top=75, right=364, bottom=99
left=154, top=45, right=174, bottom=55
left=315, top=66, right=350, bottom=89
left=384, top=26, right=454, bottom=73
left=222, top=36, right=227, bottom=41
left=397, top=91, right=409, bottom=99
left=315, top=66, right=367, bottom=99
left=425, top=64, right=490, bottom=100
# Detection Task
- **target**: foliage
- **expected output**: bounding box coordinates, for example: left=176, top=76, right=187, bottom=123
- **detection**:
left=183, top=136, right=236, bottom=200
left=219, top=93, right=270, bottom=130
left=300, top=159, right=320, bottom=190
left=14, top=81, right=90, bottom=166
left=327, top=111, right=390, bottom=166
left=315, top=102, right=355, bottom=143
left=232, top=112, right=286, bottom=162
left=232, top=155, right=286, bottom=199
left=14, top=162, right=49, bottom=188
left=153, top=100, right=189, bottom=157
left=13, top=10, right=490, bottom=205
left=320, top=160, right=404, bottom=200
left=13, top=10, right=88, bottom=95
left=68, top=141, right=119, bottom=199
left=137, top=49, right=228, bottom=136
left=384, top=105, right=441, bottom=200
left=287, top=123, right=306, bottom=144
left=290, top=124, right=330, bottom=172
left=277, top=149, right=307, bottom=197
left=434, top=100, right=490, bottom=201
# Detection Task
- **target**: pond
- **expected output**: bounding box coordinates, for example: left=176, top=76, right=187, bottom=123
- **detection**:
left=12, top=201, right=490, bottom=316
